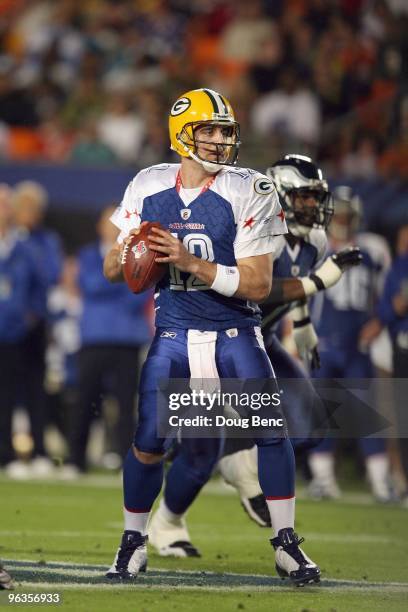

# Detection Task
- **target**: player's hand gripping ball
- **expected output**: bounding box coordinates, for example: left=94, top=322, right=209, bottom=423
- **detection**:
left=121, top=221, right=167, bottom=293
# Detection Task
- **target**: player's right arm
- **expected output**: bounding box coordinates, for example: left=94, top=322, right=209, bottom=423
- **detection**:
left=103, top=176, right=144, bottom=283
left=103, top=242, right=124, bottom=282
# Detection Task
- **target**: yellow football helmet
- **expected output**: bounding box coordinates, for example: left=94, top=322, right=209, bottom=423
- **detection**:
left=168, top=88, right=240, bottom=172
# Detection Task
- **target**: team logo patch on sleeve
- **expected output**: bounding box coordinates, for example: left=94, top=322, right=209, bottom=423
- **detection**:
left=254, top=177, right=275, bottom=195
left=171, top=97, right=191, bottom=116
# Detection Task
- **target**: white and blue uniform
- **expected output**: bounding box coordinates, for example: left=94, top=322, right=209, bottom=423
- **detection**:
left=311, top=232, right=391, bottom=457
left=262, top=229, right=327, bottom=340
left=111, top=163, right=287, bottom=456
left=311, top=233, right=390, bottom=374
left=112, top=163, right=286, bottom=331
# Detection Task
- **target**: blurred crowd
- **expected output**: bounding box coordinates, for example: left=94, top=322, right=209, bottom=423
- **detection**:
left=0, top=0, right=407, bottom=177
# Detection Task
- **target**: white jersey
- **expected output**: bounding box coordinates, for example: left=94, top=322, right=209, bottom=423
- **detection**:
left=111, top=163, right=287, bottom=331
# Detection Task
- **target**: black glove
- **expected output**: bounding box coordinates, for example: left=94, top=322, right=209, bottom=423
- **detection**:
left=332, top=246, right=363, bottom=271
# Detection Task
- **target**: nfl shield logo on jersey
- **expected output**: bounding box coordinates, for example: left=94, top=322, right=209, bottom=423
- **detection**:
left=132, top=240, right=147, bottom=259
left=291, top=265, right=300, bottom=277
left=180, top=209, right=191, bottom=220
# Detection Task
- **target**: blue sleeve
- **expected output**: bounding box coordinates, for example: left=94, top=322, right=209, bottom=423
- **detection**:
left=20, top=240, right=49, bottom=299
left=45, top=232, right=64, bottom=286
left=78, top=246, right=126, bottom=298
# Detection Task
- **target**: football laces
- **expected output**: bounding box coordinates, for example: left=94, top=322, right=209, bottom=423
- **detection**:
left=121, top=242, right=130, bottom=265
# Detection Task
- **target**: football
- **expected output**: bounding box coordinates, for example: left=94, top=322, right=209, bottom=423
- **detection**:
left=121, top=221, right=167, bottom=293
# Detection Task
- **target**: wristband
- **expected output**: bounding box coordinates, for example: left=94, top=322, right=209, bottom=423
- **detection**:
left=290, top=303, right=309, bottom=323
left=211, top=264, right=240, bottom=297
left=293, top=316, right=311, bottom=328
left=300, top=276, right=320, bottom=297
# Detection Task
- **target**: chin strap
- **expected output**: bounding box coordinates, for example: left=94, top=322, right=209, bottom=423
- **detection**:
left=188, top=149, right=222, bottom=174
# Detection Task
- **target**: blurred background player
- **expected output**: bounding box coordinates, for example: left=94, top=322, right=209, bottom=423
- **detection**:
left=7, top=181, right=63, bottom=478
left=308, top=186, right=394, bottom=502
left=376, top=225, right=408, bottom=504
left=45, top=256, right=82, bottom=463
left=0, top=184, right=45, bottom=472
left=63, top=206, right=153, bottom=475
left=148, top=154, right=362, bottom=556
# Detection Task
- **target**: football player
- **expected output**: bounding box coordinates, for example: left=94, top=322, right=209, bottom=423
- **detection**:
left=148, top=155, right=362, bottom=555
left=104, top=89, right=321, bottom=586
left=308, top=187, right=394, bottom=501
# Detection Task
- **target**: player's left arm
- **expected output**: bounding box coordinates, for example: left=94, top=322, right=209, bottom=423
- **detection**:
left=264, top=246, right=363, bottom=306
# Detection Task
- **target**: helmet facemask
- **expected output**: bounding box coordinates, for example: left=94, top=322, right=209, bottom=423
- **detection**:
left=287, top=187, right=334, bottom=237
left=177, top=121, right=240, bottom=173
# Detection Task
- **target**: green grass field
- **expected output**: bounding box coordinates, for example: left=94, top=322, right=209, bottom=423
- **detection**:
left=1, top=475, right=407, bottom=611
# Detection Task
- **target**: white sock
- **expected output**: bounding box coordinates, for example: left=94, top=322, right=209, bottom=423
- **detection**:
left=266, top=496, right=295, bottom=537
left=123, top=507, right=150, bottom=535
left=159, top=498, right=184, bottom=523
left=365, top=453, right=390, bottom=499
left=308, top=452, right=336, bottom=485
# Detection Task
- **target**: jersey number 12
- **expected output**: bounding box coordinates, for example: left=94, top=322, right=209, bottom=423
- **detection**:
left=169, top=233, right=214, bottom=291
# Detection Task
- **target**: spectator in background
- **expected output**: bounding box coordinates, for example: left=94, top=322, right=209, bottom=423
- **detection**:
left=378, top=95, right=408, bottom=179
left=12, top=180, right=63, bottom=477
left=0, top=184, right=44, bottom=474
left=70, top=117, right=117, bottom=166
left=248, top=35, right=285, bottom=96
left=340, top=132, right=380, bottom=178
left=220, top=0, right=277, bottom=65
left=251, top=67, right=321, bottom=146
left=97, top=93, right=145, bottom=165
left=0, top=62, right=39, bottom=127
left=64, top=206, right=153, bottom=475
left=59, top=76, right=103, bottom=130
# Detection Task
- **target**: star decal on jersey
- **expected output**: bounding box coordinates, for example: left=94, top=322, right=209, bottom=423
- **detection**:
left=278, top=209, right=285, bottom=223
left=243, top=216, right=256, bottom=229
left=124, top=210, right=139, bottom=219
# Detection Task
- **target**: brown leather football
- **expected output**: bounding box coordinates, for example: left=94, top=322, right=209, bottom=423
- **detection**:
left=121, top=221, right=167, bottom=293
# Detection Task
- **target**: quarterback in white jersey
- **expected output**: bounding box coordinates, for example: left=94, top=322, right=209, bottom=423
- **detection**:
left=110, top=163, right=286, bottom=331
left=103, top=88, right=321, bottom=586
